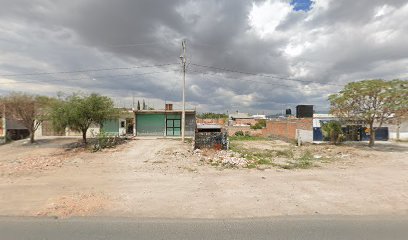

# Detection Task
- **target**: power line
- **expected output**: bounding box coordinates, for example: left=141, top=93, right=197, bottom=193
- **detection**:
left=188, top=69, right=299, bottom=93
left=0, top=70, right=174, bottom=84
left=190, top=63, right=343, bottom=87
left=0, top=63, right=178, bottom=77
left=0, top=69, right=176, bottom=85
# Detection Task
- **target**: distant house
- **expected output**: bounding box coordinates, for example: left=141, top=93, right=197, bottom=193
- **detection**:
left=252, top=114, right=266, bottom=120
left=229, top=112, right=256, bottom=126
left=312, top=114, right=390, bottom=142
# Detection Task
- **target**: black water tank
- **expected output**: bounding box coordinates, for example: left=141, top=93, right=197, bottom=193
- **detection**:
left=285, top=108, right=292, bottom=115
left=296, top=105, right=313, bottom=118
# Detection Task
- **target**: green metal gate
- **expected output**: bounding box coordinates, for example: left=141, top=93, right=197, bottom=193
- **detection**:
left=136, top=114, right=165, bottom=136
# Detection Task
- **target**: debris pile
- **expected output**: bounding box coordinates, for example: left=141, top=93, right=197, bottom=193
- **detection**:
left=0, top=151, right=79, bottom=176
left=194, top=149, right=248, bottom=168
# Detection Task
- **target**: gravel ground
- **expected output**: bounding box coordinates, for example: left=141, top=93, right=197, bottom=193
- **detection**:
left=0, top=137, right=407, bottom=218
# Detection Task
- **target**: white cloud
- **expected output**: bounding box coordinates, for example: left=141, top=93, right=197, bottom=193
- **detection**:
left=248, top=0, right=292, bottom=38
left=0, top=0, right=407, bottom=114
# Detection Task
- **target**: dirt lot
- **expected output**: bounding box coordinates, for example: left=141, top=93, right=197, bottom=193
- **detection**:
left=0, top=137, right=408, bottom=218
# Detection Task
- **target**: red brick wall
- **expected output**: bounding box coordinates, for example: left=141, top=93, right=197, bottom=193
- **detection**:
left=262, top=118, right=312, bottom=140
left=227, top=126, right=263, bottom=136
left=232, top=118, right=258, bottom=126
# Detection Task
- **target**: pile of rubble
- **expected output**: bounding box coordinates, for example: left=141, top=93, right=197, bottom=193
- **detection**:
left=194, top=149, right=248, bottom=168
left=0, top=150, right=78, bottom=176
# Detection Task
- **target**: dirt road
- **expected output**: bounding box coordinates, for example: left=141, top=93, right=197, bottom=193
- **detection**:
left=0, top=137, right=408, bottom=218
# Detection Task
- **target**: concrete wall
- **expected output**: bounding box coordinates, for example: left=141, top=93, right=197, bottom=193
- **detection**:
left=297, top=129, right=313, bottom=143
left=382, top=120, right=408, bottom=140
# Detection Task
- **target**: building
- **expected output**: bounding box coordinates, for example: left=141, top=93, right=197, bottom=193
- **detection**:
left=135, top=110, right=196, bottom=137
left=312, top=114, right=390, bottom=142
left=228, top=112, right=257, bottom=126
left=134, top=108, right=196, bottom=137
left=101, top=109, right=135, bottom=136
left=252, top=114, right=267, bottom=120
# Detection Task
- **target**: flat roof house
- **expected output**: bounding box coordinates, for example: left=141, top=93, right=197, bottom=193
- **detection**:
left=134, top=104, right=196, bottom=137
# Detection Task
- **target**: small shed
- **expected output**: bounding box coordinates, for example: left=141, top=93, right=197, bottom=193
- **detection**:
left=195, top=124, right=228, bottom=150
left=196, top=124, right=222, bottom=133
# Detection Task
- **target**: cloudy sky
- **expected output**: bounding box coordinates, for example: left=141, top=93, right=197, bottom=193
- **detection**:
left=0, top=0, right=407, bottom=114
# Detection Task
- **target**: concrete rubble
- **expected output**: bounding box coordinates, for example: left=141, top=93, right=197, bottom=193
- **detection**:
left=194, top=148, right=248, bottom=168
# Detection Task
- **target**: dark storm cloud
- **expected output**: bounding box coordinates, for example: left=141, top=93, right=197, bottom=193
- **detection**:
left=0, top=0, right=407, bottom=113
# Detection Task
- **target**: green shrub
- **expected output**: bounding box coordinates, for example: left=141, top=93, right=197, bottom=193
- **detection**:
left=321, top=121, right=344, bottom=145
left=234, top=131, right=244, bottom=136
left=250, top=119, right=266, bottom=129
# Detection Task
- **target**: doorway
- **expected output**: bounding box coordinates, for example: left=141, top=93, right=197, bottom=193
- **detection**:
left=166, top=119, right=181, bottom=136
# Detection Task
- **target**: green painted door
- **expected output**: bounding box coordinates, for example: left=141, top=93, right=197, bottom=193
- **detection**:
left=166, top=119, right=181, bottom=136
left=136, top=114, right=165, bottom=136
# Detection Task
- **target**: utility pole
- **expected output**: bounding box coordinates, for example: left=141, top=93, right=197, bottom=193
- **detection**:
left=180, top=39, right=187, bottom=142
left=2, top=103, right=6, bottom=143
left=132, top=93, right=135, bottom=110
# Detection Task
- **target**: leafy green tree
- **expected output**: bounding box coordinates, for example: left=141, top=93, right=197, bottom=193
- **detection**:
left=197, top=112, right=228, bottom=119
left=321, top=121, right=343, bottom=145
left=250, top=119, right=266, bottom=129
left=329, top=79, right=402, bottom=147
left=51, top=93, right=118, bottom=144
left=0, top=92, right=54, bottom=143
left=385, top=80, right=408, bottom=140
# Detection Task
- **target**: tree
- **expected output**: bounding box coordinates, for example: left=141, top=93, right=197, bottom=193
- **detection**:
left=137, top=100, right=140, bottom=110
left=51, top=93, right=118, bottom=144
left=197, top=112, right=228, bottom=119
left=321, top=121, right=343, bottom=145
left=0, top=92, right=53, bottom=143
left=250, top=119, right=266, bottom=129
left=329, top=79, right=402, bottom=147
left=385, top=80, right=408, bottom=140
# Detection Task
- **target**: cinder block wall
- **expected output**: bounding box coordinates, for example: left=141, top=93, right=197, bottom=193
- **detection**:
left=262, top=118, right=312, bottom=140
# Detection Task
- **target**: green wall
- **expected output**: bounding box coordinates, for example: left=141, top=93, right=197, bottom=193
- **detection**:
left=102, top=119, right=119, bottom=133
left=136, top=114, right=165, bottom=136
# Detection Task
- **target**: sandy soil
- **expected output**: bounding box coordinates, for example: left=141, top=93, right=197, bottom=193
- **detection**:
left=0, top=137, right=408, bottom=218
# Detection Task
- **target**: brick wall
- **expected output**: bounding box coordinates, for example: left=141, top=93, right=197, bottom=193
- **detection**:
left=227, top=126, right=263, bottom=136
left=262, top=118, right=312, bottom=140
left=233, top=118, right=257, bottom=126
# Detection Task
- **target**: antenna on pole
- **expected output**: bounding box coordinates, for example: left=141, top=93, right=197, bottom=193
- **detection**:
left=180, top=39, right=187, bottom=142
